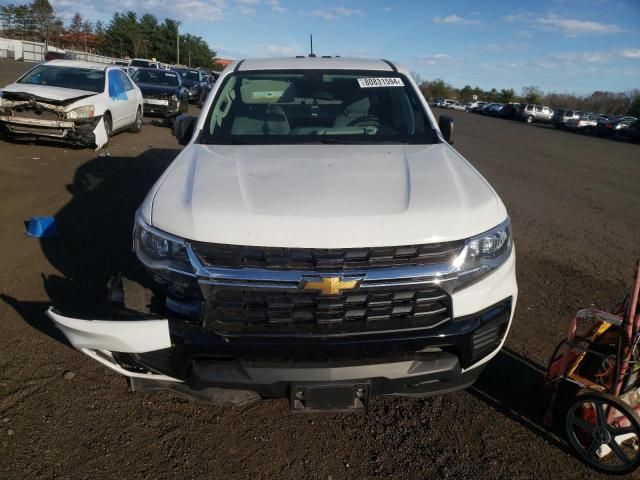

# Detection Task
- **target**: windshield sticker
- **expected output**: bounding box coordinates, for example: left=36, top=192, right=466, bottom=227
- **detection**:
left=252, top=91, right=284, bottom=100
left=357, top=77, right=404, bottom=88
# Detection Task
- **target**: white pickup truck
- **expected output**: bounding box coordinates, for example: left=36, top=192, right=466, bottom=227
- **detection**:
left=48, top=57, right=517, bottom=411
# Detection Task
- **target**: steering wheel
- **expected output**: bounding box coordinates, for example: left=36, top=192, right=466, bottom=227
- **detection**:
left=348, top=115, right=381, bottom=127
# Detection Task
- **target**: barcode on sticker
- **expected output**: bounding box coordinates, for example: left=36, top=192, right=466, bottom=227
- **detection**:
left=357, top=77, right=405, bottom=88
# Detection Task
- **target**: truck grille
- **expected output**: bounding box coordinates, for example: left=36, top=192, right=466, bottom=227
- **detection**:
left=192, top=241, right=464, bottom=272
left=202, top=285, right=452, bottom=336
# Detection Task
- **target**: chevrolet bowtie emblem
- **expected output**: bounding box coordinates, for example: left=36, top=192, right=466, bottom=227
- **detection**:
left=300, top=276, right=361, bottom=295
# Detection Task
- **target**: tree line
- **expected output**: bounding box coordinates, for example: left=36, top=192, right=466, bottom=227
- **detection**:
left=417, top=76, right=640, bottom=117
left=0, top=0, right=220, bottom=69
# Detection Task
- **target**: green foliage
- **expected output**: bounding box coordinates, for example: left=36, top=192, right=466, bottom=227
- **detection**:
left=459, top=85, right=473, bottom=102
left=499, top=88, right=515, bottom=103
left=99, top=11, right=216, bottom=67
left=419, top=78, right=453, bottom=100
left=521, top=86, right=543, bottom=104
left=627, top=94, right=640, bottom=117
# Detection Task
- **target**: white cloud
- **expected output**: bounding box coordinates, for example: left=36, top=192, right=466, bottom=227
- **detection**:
left=432, top=14, right=480, bottom=25
left=620, top=49, right=640, bottom=59
left=267, top=0, right=285, bottom=12
left=51, top=0, right=227, bottom=21
left=533, top=49, right=640, bottom=70
left=310, top=7, right=363, bottom=21
left=256, top=43, right=304, bottom=56
left=475, top=42, right=529, bottom=53
left=549, top=51, right=609, bottom=63
left=236, top=0, right=259, bottom=4
left=537, top=14, right=622, bottom=36
left=237, top=5, right=256, bottom=14
left=501, top=11, right=534, bottom=22
left=418, top=53, right=452, bottom=65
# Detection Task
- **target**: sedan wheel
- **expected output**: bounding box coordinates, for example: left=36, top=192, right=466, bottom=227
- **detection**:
left=129, top=108, right=143, bottom=133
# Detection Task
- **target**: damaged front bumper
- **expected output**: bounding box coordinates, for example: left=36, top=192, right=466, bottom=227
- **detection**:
left=142, top=98, right=182, bottom=117
left=48, top=243, right=516, bottom=410
left=46, top=294, right=513, bottom=409
left=0, top=96, right=107, bottom=148
left=47, top=309, right=179, bottom=382
left=0, top=114, right=102, bottom=146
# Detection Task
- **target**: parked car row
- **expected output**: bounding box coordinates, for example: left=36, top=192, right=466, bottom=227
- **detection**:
left=0, top=58, right=221, bottom=149
left=430, top=98, right=639, bottom=143
left=125, top=58, right=218, bottom=105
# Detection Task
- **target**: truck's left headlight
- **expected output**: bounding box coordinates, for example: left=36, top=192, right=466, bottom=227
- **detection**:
left=453, top=218, right=512, bottom=290
left=133, top=215, right=193, bottom=273
left=66, top=105, right=95, bottom=120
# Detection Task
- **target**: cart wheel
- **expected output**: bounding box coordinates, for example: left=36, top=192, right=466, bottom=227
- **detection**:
left=565, top=391, right=640, bottom=475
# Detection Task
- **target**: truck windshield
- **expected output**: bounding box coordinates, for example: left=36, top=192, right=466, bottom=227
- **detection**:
left=199, top=70, right=436, bottom=144
left=18, top=65, right=105, bottom=93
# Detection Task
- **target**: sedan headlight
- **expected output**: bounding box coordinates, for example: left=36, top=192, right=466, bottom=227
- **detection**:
left=133, top=214, right=193, bottom=273
left=453, top=218, right=512, bottom=290
left=66, top=105, right=95, bottom=120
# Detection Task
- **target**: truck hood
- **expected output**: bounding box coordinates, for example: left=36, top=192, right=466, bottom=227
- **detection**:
left=1, top=83, right=97, bottom=104
left=148, top=144, right=506, bottom=248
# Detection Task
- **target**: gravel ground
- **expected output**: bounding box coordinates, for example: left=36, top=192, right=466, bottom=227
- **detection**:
left=0, top=59, right=639, bottom=479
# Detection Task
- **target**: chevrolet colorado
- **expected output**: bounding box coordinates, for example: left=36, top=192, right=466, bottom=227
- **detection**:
left=48, top=57, right=517, bottom=411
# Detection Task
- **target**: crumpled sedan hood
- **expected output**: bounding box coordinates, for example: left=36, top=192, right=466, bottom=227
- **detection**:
left=1, top=82, right=97, bottom=104
left=147, top=143, right=506, bottom=248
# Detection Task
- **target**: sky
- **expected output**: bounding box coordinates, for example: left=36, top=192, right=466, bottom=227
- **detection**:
left=12, top=0, right=640, bottom=93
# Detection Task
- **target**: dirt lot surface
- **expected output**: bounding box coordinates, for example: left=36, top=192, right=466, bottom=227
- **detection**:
left=1, top=59, right=640, bottom=479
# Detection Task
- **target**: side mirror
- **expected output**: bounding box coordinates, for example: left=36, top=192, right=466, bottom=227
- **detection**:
left=439, top=115, right=454, bottom=144
left=173, top=114, right=196, bottom=146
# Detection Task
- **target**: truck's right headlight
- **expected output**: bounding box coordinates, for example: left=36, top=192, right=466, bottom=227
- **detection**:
left=133, top=214, right=193, bottom=273
left=452, top=218, right=512, bottom=290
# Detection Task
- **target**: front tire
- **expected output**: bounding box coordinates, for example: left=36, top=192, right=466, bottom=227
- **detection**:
left=129, top=107, right=142, bottom=133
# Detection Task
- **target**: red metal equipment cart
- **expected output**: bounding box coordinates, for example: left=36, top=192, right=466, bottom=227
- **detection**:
left=545, top=260, right=640, bottom=475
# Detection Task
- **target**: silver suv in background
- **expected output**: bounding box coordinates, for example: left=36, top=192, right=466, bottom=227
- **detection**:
left=552, top=109, right=582, bottom=128
left=517, top=104, right=554, bottom=124
left=565, top=112, right=598, bottom=134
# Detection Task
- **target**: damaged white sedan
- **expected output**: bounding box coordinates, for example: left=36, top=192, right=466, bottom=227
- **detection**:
left=0, top=60, right=143, bottom=149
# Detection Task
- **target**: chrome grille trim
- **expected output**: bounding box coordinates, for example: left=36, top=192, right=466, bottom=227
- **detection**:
left=187, top=244, right=461, bottom=293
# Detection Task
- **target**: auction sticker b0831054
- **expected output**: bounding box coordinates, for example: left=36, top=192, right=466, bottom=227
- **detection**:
left=357, top=77, right=405, bottom=88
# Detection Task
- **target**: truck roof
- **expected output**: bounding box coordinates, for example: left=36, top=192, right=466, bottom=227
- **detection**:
left=235, top=57, right=403, bottom=73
